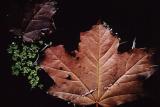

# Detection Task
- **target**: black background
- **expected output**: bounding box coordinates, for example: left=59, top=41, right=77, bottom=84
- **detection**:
left=1, top=0, right=160, bottom=107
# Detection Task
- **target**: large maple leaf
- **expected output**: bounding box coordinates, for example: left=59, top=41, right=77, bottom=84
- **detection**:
left=40, top=24, right=155, bottom=107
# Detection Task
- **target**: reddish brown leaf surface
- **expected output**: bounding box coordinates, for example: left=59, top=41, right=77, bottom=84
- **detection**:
left=23, top=1, right=56, bottom=42
left=40, top=24, right=155, bottom=107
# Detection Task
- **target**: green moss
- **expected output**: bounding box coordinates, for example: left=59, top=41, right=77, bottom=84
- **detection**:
left=8, top=42, right=43, bottom=89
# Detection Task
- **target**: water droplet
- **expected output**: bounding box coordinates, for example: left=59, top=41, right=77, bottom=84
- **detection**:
left=110, top=28, right=113, bottom=31
left=132, top=37, right=136, bottom=49
left=49, top=30, right=52, bottom=34
left=41, top=32, right=45, bottom=36
left=52, top=22, right=56, bottom=29
left=67, top=101, right=71, bottom=104
left=66, top=74, right=71, bottom=80
left=103, top=22, right=107, bottom=27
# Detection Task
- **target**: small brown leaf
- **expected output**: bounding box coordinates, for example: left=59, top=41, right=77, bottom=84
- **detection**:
left=23, top=1, right=56, bottom=42
left=40, top=24, right=155, bottom=107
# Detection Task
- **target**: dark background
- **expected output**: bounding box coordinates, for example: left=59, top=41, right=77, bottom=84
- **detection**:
left=1, top=0, right=160, bottom=107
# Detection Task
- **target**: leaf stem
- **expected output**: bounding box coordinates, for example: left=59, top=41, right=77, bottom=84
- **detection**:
left=96, top=103, right=99, bottom=107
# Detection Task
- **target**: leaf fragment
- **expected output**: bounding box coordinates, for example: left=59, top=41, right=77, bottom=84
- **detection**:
left=23, top=1, right=57, bottom=42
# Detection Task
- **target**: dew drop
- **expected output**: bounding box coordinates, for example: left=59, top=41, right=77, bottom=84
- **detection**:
left=66, top=74, right=72, bottom=80
left=41, top=32, right=45, bottom=36
left=49, top=30, right=52, bottom=34
left=110, top=28, right=113, bottom=31
left=67, top=101, right=71, bottom=104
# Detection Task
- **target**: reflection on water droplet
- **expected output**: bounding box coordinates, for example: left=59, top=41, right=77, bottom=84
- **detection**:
left=66, top=74, right=72, bottom=80
left=67, top=101, right=71, bottom=104
left=41, top=32, right=45, bottom=36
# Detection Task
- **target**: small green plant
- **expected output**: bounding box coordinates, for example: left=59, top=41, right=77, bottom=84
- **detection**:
left=8, top=41, right=45, bottom=89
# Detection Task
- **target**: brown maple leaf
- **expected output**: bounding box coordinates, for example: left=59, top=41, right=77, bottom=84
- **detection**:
left=40, top=24, right=155, bottom=107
